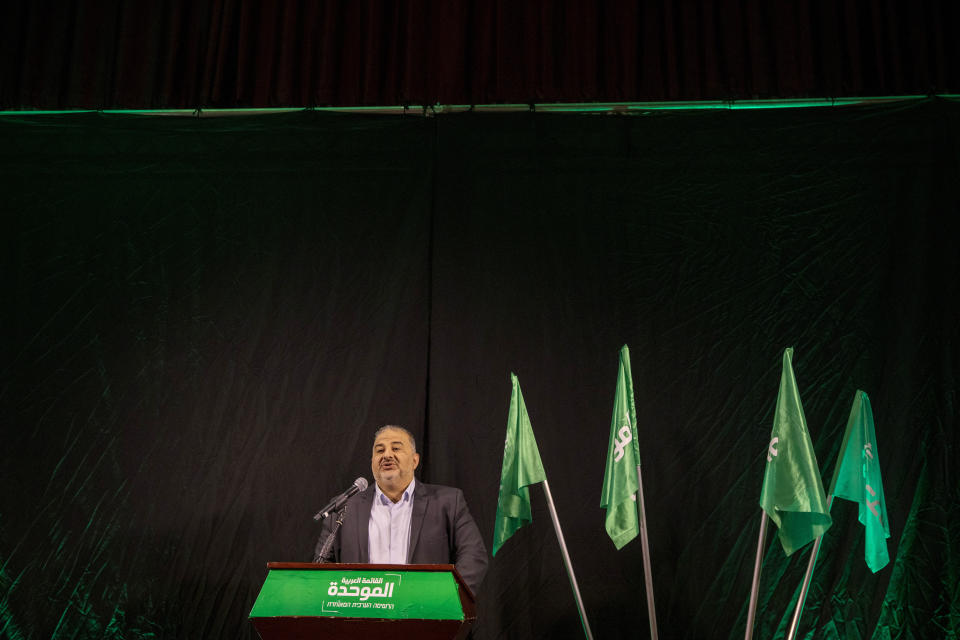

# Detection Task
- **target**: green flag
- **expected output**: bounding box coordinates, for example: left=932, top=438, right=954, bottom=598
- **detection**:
left=600, top=345, right=641, bottom=550
left=759, top=348, right=832, bottom=555
left=829, top=390, right=890, bottom=572
left=492, top=373, right=547, bottom=556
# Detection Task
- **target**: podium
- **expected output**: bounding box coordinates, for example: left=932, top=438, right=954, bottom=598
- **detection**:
left=249, top=562, right=476, bottom=640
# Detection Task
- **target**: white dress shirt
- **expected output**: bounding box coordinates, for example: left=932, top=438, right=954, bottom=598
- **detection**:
left=368, top=477, right=415, bottom=564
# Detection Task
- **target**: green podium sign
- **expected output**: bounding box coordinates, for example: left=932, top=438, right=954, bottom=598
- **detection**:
left=250, top=563, right=476, bottom=640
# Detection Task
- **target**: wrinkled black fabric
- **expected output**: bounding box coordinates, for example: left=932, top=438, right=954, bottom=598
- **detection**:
left=2, top=2, right=958, bottom=109
left=1, top=100, right=958, bottom=639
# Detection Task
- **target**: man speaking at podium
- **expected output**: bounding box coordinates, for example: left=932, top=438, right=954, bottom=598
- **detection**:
left=314, top=425, right=489, bottom=596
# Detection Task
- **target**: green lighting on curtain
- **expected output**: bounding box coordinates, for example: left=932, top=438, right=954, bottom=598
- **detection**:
left=0, top=95, right=956, bottom=117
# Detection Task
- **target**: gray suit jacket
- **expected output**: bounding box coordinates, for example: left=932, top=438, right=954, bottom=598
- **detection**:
left=314, top=481, right=489, bottom=596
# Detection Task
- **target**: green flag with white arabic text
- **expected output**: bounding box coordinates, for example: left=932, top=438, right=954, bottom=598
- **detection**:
left=759, top=348, right=832, bottom=555
left=492, top=373, right=547, bottom=556
left=600, top=345, right=641, bottom=550
left=829, top=390, right=890, bottom=572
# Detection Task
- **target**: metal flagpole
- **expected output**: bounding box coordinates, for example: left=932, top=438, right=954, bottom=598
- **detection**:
left=786, top=494, right=834, bottom=640
left=744, top=511, right=769, bottom=640
left=636, top=465, right=659, bottom=640
left=541, top=478, right=595, bottom=640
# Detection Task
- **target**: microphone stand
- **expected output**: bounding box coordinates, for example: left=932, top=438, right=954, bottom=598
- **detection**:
left=313, top=505, right=346, bottom=563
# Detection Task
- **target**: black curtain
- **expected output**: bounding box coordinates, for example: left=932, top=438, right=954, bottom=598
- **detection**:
left=2, top=1, right=958, bottom=109
left=1, top=100, right=958, bottom=639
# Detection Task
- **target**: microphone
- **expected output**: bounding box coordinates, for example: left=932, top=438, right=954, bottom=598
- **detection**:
left=313, top=477, right=368, bottom=521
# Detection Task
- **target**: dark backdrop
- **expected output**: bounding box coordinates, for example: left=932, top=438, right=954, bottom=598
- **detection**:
left=1, top=100, right=958, bottom=639
left=2, top=1, right=958, bottom=109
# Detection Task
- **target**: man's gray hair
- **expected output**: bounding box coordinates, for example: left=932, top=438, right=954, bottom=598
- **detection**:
left=373, top=424, right=417, bottom=453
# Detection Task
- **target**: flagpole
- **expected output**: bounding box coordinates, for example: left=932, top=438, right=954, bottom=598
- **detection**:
left=786, top=494, right=834, bottom=640
left=636, top=465, right=659, bottom=640
left=541, top=478, right=595, bottom=640
left=744, top=511, right=769, bottom=640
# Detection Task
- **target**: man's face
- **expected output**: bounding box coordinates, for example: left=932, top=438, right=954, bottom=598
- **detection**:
left=371, top=428, right=420, bottom=490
